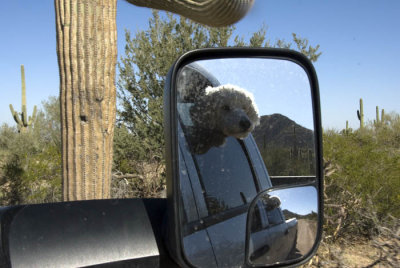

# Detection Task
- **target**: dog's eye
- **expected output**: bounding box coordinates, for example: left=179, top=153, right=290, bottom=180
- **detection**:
left=222, top=105, right=230, bottom=111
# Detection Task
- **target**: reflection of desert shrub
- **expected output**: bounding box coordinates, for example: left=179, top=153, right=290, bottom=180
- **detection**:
left=205, top=196, right=230, bottom=216
left=261, top=146, right=315, bottom=176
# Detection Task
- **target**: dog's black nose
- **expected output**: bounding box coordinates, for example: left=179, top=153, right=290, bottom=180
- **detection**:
left=239, top=117, right=251, bottom=131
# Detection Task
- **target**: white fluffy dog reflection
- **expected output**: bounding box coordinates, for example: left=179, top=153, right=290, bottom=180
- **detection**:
left=188, top=84, right=260, bottom=154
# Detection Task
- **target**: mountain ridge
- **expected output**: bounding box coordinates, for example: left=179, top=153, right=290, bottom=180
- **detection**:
left=252, top=113, right=314, bottom=150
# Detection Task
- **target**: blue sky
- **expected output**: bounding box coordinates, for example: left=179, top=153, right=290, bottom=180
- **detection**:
left=268, top=186, right=318, bottom=216
left=0, top=0, right=399, bottom=130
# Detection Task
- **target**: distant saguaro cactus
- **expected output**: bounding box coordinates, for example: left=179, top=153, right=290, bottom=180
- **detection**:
left=357, top=98, right=364, bottom=129
left=9, top=65, right=37, bottom=132
left=375, top=106, right=385, bottom=126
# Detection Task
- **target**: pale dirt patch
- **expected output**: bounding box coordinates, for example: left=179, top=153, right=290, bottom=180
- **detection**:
left=301, top=240, right=385, bottom=267
left=340, top=243, right=381, bottom=267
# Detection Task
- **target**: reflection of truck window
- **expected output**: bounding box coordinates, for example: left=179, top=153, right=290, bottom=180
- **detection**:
left=267, top=208, right=284, bottom=225
left=193, top=137, right=258, bottom=216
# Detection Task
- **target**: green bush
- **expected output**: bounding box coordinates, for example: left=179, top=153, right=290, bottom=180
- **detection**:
left=323, top=113, right=400, bottom=225
left=0, top=97, right=62, bottom=205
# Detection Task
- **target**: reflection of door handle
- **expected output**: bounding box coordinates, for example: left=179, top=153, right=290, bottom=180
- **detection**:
left=250, top=244, right=270, bottom=261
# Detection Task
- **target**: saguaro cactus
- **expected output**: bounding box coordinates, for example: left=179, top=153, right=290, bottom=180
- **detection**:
left=9, top=65, right=37, bottom=132
left=375, top=106, right=385, bottom=126
left=54, top=0, right=254, bottom=201
left=55, top=0, right=119, bottom=200
left=357, top=98, right=364, bottom=129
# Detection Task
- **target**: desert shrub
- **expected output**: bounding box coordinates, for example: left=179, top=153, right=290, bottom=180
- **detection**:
left=112, top=123, right=166, bottom=198
left=323, top=113, right=400, bottom=239
left=111, top=161, right=165, bottom=198
left=0, top=97, right=62, bottom=205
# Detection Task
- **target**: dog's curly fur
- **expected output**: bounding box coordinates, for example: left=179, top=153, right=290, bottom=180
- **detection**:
left=187, top=84, right=260, bottom=154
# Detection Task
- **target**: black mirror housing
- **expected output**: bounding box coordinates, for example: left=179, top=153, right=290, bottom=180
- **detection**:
left=163, top=48, right=323, bottom=267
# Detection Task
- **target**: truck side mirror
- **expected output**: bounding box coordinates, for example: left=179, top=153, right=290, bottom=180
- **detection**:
left=246, top=185, right=320, bottom=267
left=163, top=48, right=323, bottom=267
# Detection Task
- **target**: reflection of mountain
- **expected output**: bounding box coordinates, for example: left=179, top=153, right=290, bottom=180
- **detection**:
left=252, top=114, right=314, bottom=150
left=252, top=114, right=315, bottom=176
left=283, top=209, right=318, bottom=221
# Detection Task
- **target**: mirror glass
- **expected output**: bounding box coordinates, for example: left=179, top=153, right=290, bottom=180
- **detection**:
left=175, top=58, right=317, bottom=267
left=247, top=186, right=318, bottom=266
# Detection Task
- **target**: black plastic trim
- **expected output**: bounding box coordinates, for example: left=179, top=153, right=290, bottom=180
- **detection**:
left=0, top=206, right=24, bottom=268
left=83, top=255, right=159, bottom=268
left=270, top=176, right=316, bottom=187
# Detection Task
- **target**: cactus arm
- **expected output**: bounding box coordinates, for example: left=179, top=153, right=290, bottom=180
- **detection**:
left=9, top=104, right=16, bottom=118
left=9, top=104, right=23, bottom=126
left=32, top=105, right=37, bottom=121
left=28, top=105, right=37, bottom=126
left=126, top=0, right=254, bottom=27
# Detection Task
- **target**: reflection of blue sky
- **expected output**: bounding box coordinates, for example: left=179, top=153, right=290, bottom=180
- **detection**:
left=269, top=186, right=318, bottom=216
left=198, top=59, right=314, bottom=130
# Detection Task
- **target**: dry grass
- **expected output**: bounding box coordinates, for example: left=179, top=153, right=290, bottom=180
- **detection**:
left=111, top=161, right=166, bottom=198
left=302, top=240, right=379, bottom=267
left=299, top=159, right=400, bottom=268
left=302, top=231, right=399, bottom=268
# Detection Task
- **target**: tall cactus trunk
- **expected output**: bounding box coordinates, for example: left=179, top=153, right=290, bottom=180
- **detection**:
left=55, top=0, right=117, bottom=201
left=9, top=65, right=37, bottom=133
left=375, top=106, right=386, bottom=127
left=357, top=98, right=364, bottom=129
left=21, top=65, right=27, bottom=127
left=376, top=106, right=380, bottom=124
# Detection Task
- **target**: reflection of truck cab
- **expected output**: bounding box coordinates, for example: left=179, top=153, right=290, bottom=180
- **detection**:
left=250, top=201, right=298, bottom=264
left=177, top=63, right=298, bottom=267
left=178, top=124, right=298, bottom=267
